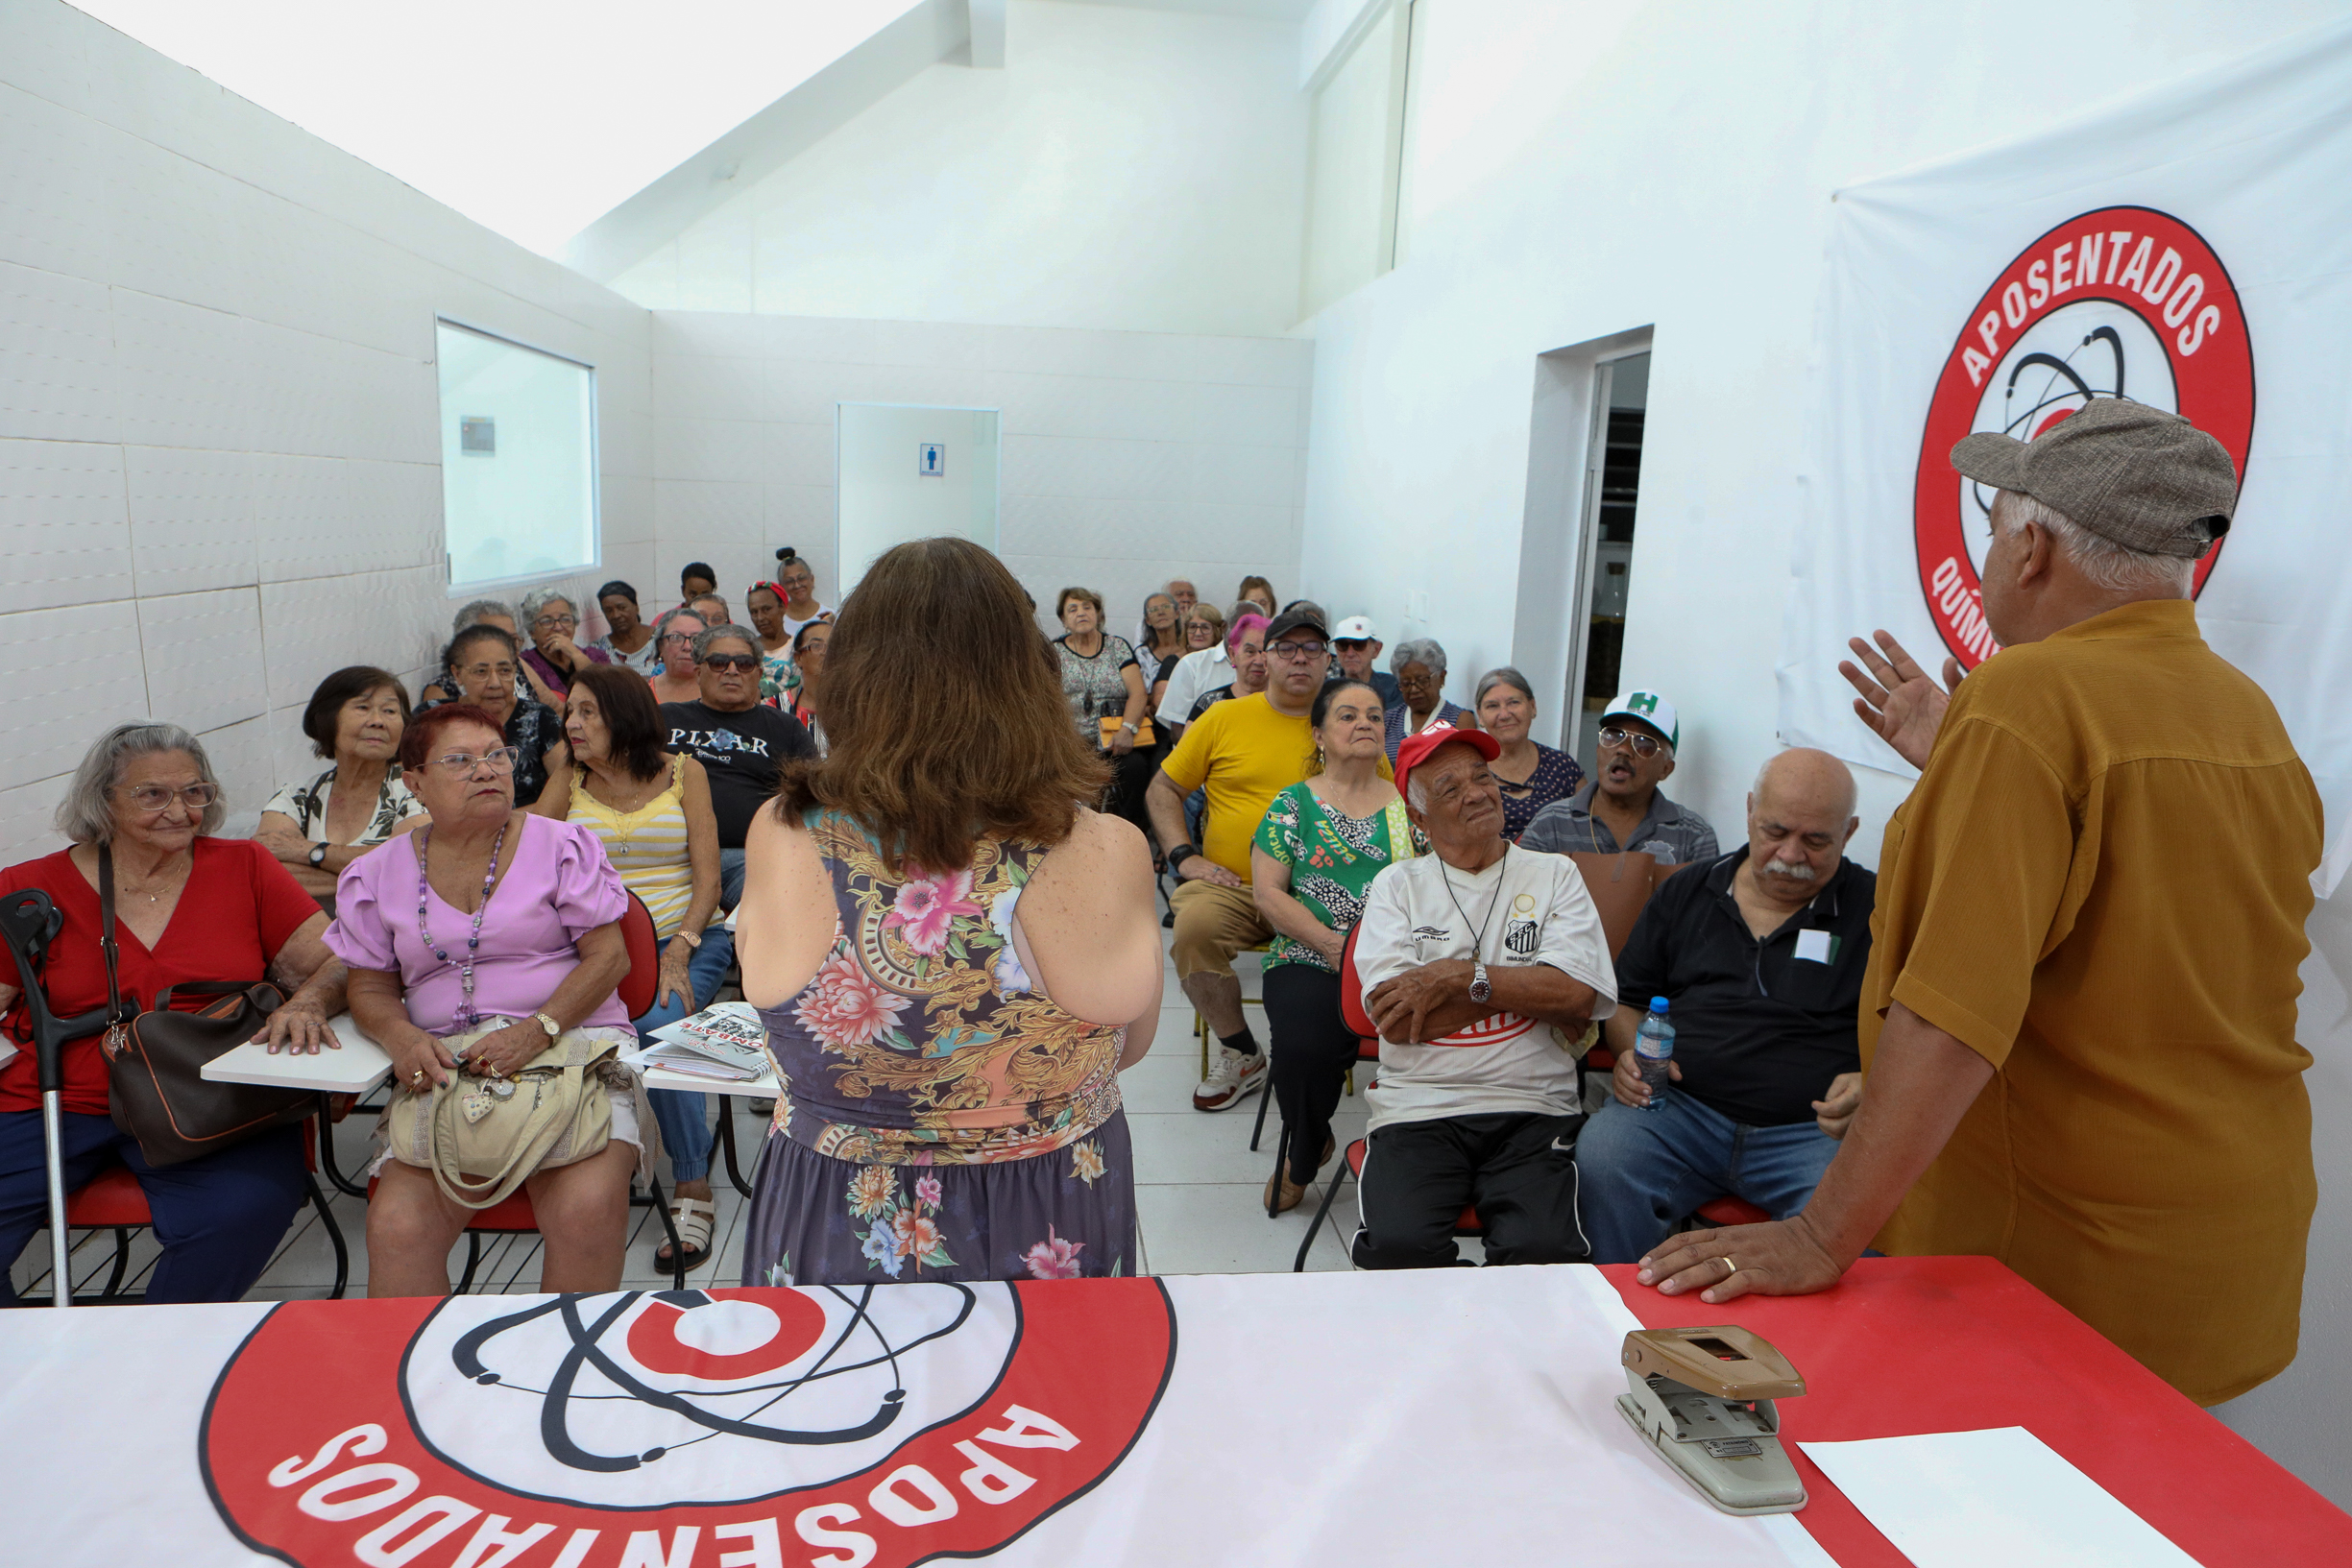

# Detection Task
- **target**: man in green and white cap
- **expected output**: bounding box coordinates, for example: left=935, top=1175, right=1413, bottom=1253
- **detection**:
left=1519, top=688, right=1719, bottom=864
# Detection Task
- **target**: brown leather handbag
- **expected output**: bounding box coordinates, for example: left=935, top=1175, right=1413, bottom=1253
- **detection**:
left=94, top=845, right=315, bottom=1167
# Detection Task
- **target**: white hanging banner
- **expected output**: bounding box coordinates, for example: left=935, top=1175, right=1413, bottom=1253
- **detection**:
left=1777, top=17, right=2352, bottom=892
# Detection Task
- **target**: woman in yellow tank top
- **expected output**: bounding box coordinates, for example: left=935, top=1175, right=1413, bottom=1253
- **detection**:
left=531, top=664, right=725, bottom=1267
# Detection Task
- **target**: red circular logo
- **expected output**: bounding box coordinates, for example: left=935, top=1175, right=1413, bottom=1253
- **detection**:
left=1912, top=205, right=2254, bottom=667
left=203, top=1282, right=1174, bottom=1567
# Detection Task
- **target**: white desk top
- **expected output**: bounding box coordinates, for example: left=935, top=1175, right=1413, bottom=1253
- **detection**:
left=200, top=1012, right=779, bottom=1098
left=201, top=1013, right=392, bottom=1097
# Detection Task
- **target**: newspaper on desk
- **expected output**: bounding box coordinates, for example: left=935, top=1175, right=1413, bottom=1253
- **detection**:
left=621, top=1000, right=771, bottom=1082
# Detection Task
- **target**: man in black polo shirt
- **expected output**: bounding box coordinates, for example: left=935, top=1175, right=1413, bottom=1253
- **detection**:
left=1575, top=748, right=1873, bottom=1264
left=659, top=622, right=816, bottom=924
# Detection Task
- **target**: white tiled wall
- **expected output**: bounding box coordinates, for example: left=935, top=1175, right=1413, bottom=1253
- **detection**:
left=649, top=312, right=1313, bottom=631
left=0, top=0, right=654, bottom=858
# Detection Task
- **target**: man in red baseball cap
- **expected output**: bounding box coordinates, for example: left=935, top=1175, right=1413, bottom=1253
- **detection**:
left=1346, top=724, right=1617, bottom=1267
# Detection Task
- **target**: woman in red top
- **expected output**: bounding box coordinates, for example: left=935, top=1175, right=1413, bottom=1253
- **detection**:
left=0, top=724, right=346, bottom=1304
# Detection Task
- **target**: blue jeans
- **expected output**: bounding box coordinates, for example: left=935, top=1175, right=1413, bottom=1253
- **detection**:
left=0, top=1111, right=304, bottom=1303
left=1574, top=1090, right=1839, bottom=1265
left=638, top=932, right=737, bottom=1185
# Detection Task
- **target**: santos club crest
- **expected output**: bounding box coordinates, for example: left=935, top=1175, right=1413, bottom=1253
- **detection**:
left=204, top=1281, right=1174, bottom=1566
left=1912, top=205, right=2254, bottom=667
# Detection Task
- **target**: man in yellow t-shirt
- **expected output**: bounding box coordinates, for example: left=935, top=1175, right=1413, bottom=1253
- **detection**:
left=1149, top=607, right=1331, bottom=1111
left=1634, top=398, right=2321, bottom=1407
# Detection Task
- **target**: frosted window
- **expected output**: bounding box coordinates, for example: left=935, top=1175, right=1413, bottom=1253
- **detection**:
left=437, top=321, right=597, bottom=592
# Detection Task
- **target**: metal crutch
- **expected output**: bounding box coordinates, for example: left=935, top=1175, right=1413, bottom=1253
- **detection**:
left=0, top=891, right=114, bottom=1308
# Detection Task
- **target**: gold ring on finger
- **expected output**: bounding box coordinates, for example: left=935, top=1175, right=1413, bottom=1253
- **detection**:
left=1721, top=1256, right=1738, bottom=1277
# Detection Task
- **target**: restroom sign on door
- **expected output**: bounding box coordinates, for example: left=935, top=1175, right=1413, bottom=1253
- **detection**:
left=920, top=443, right=945, bottom=475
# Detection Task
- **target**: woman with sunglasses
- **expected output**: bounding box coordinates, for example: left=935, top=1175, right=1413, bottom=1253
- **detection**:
left=0, top=723, right=346, bottom=1303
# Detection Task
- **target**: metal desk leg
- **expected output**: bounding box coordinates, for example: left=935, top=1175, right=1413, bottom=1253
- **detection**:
left=715, top=1095, right=756, bottom=1198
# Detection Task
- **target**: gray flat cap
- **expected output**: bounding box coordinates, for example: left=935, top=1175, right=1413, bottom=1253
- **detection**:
left=1951, top=397, right=2237, bottom=560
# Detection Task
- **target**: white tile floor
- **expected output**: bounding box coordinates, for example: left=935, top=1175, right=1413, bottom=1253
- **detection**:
left=12, top=938, right=1377, bottom=1301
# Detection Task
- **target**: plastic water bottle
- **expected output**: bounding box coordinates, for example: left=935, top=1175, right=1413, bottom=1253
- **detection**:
left=1635, top=997, right=1675, bottom=1107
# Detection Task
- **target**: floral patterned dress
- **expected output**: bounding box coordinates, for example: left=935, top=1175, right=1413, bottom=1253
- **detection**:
left=741, top=809, right=1135, bottom=1287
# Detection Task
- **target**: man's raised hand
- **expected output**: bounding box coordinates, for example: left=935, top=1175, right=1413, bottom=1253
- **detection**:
left=1838, top=629, right=1961, bottom=770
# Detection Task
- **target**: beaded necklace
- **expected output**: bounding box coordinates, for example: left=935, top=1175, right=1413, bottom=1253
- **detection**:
left=415, top=816, right=511, bottom=1031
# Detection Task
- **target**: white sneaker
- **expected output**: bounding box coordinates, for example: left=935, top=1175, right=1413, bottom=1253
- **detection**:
left=1194, top=1045, right=1267, bottom=1112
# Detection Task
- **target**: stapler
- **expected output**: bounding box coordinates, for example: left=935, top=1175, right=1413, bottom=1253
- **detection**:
left=1616, top=1325, right=1807, bottom=1515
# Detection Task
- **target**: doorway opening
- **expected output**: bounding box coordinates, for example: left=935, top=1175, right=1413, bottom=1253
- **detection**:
left=1572, top=352, right=1648, bottom=765
left=1510, top=329, right=1652, bottom=768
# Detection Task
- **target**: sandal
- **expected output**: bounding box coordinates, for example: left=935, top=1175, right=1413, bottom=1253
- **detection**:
left=657, top=1196, right=715, bottom=1270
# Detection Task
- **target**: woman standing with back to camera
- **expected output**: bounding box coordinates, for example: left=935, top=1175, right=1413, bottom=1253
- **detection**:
left=733, top=539, right=1162, bottom=1285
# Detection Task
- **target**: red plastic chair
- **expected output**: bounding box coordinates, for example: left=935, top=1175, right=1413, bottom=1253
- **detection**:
left=386, top=890, right=686, bottom=1294
left=36, top=1122, right=350, bottom=1302
left=1693, top=1194, right=1771, bottom=1228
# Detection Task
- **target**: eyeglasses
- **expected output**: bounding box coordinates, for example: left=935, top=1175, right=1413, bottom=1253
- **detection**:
left=531, top=614, right=577, bottom=631
left=1269, top=639, right=1326, bottom=661
left=1597, top=726, right=1668, bottom=759
left=431, top=747, right=521, bottom=775
left=118, top=783, right=218, bottom=813
left=661, top=631, right=698, bottom=645
left=461, top=663, right=519, bottom=682
left=701, top=654, right=760, bottom=673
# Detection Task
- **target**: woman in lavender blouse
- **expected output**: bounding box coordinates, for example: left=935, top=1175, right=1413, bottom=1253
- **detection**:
left=326, top=703, right=652, bottom=1297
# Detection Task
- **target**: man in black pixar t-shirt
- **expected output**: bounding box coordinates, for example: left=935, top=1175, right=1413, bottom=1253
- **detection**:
left=1569, top=749, right=1876, bottom=1264
left=658, top=623, right=816, bottom=924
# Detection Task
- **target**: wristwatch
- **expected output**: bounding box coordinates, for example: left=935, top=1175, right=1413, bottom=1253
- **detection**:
left=1468, top=961, right=1492, bottom=1005
left=1168, top=843, right=1199, bottom=870
left=533, top=1012, right=562, bottom=1040
left=306, top=842, right=327, bottom=868
left=677, top=929, right=702, bottom=950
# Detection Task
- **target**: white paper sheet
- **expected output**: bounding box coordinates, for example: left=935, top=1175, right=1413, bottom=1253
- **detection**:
left=1800, top=1427, right=2200, bottom=1568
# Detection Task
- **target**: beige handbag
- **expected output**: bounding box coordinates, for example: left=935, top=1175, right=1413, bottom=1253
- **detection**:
left=384, top=1021, right=619, bottom=1210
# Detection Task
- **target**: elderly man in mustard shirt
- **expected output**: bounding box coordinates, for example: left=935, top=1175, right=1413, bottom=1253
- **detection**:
left=1637, top=398, right=2321, bottom=1407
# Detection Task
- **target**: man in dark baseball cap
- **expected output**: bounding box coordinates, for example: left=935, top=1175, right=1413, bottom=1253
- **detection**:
left=1650, top=397, right=2323, bottom=1410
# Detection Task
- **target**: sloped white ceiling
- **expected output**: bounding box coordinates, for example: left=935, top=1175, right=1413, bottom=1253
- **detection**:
left=64, top=0, right=926, bottom=256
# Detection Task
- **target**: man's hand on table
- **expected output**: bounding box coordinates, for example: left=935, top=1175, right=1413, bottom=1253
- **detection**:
left=1813, top=1071, right=1863, bottom=1138
left=1637, top=1213, right=1852, bottom=1306
left=1367, top=960, right=1470, bottom=1044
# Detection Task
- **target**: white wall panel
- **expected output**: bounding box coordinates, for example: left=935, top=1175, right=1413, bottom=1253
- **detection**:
left=0, top=259, right=116, bottom=444
left=0, top=85, right=116, bottom=283
left=653, top=478, right=764, bottom=547
left=0, top=0, right=650, bottom=857
left=0, top=599, right=150, bottom=791
left=198, top=713, right=278, bottom=836
left=653, top=416, right=767, bottom=484
left=0, top=437, right=133, bottom=613
left=137, top=587, right=265, bottom=734
left=124, top=445, right=256, bottom=596
left=651, top=309, right=1313, bottom=633
left=252, top=454, right=439, bottom=583
left=110, top=289, right=251, bottom=451
left=259, top=567, right=449, bottom=717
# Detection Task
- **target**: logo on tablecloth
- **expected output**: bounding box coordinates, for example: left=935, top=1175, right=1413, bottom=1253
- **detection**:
left=203, top=1280, right=1174, bottom=1566
left=1911, top=205, right=2253, bottom=668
